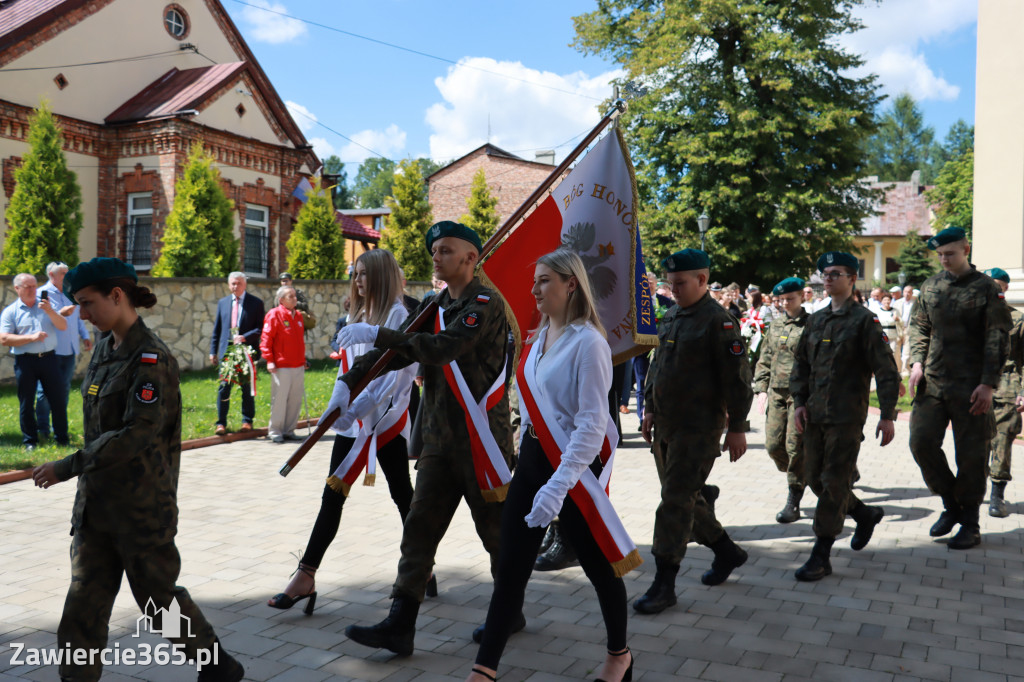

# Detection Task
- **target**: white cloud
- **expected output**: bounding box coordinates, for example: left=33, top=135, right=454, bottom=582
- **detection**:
left=239, top=0, right=306, bottom=44
left=285, top=100, right=317, bottom=132
left=338, top=124, right=408, bottom=165
left=425, top=57, right=622, bottom=164
left=844, top=0, right=976, bottom=102
left=308, top=136, right=336, bottom=161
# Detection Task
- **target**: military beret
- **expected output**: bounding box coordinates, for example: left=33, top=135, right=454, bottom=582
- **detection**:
left=280, top=271, right=293, bottom=280
left=816, top=251, right=858, bottom=273
left=772, top=277, right=805, bottom=296
left=63, top=257, right=137, bottom=304
left=425, top=220, right=483, bottom=254
left=927, top=226, right=966, bottom=250
left=986, top=267, right=1010, bottom=283
left=661, top=248, right=710, bottom=273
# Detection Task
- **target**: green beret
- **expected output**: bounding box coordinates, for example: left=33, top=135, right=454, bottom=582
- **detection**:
left=987, top=267, right=1010, bottom=283
left=661, top=248, right=710, bottom=273
left=816, top=251, right=858, bottom=273
left=63, top=257, right=137, bottom=304
left=425, top=220, right=483, bottom=254
left=927, top=226, right=966, bottom=250
left=772, top=277, right=805, bottom=296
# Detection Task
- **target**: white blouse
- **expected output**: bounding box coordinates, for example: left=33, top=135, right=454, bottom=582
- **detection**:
left=519, top=322, right=613, bottom=468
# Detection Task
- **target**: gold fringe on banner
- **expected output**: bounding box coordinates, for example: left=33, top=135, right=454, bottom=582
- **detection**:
left=480, top=482, right=510, bottom=503
left=363, top=473, right=376, bottom=487
left=325, top=475, right=351, bottom=496
left=611, top=549, right=644, bottom=578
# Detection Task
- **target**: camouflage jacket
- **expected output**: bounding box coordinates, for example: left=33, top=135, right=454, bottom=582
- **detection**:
left=753, top=309, right=809, bottom=395
left=644, top=291, right=752, bottom=434
left=53, top=318, right=181, bottom=548
left=791, top=297, right=900, bottom=424
left=997, top=307, right=1024, bottom=399
left=910, top=266, right=1010, bottom=394
left=343, top=276, right=514, bottom=458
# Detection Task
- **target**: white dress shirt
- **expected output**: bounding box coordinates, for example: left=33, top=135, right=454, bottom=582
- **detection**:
left=519, top=322, right=612, bottom=468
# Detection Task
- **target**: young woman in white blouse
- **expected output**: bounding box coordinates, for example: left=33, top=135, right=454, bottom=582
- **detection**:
left=268, top=249, right=421, bottom=613
left=467, top=249, right=635, bottom=682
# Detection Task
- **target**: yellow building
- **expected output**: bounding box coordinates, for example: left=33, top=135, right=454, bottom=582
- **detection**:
left=336, top=208, right=385, bottom=270
left=852, top=172, right=936, bottom=286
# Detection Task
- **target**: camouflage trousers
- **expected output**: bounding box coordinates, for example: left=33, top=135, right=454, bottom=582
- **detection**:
left=392, top=443, right=507, bottom=602
left=58, top=525, right=217, bottom=682
left=910, top=390, right=993, bottom=508
left=990, top=394, right=1020, bottom=482
left=765, top=388, right=805, bottom=488
left=650, top=429, right=725, bottom=565
left=803, top=422, right=869, bottom=540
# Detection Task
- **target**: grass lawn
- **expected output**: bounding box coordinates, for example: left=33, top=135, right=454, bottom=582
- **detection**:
left=868, top=377, right=915, bottom=416
left=0, top=359, right=339, bottom=472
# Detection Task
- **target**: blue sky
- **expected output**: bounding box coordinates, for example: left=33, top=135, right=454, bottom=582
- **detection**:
left=222, top=0, right=978, bottom=175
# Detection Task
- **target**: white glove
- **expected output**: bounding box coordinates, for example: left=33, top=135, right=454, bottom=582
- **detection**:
left=339, top=323, right=379, bottom=348
left=322, top=379, right=350, bottom=431
left=524, top=482, right=566, bottom=528
left=334, top=391, right=376, bottom=432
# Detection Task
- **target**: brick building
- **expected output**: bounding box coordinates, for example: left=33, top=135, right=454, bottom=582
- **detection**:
left=0, top=0, right=318, bottom=277
left=428, top=143, right=555, bottom=225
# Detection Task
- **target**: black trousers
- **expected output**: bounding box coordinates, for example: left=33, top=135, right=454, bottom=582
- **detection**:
left=476, top=433, right=627, bottom=670
left=301, top=434, right=414, bottom=568
left=14, top=352, right=68, bottom=445
left=216, top=378, right=254, bottom=426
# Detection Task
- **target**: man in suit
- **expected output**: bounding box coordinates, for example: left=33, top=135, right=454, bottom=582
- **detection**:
left=209, top=271, right=265, bottom=435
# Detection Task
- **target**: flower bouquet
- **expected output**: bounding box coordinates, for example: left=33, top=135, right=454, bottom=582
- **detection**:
left=217, top=327, right=257, bottom=395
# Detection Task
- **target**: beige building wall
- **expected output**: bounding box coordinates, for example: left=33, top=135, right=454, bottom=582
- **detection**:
left=974, top=0, right=1024, bottom=303
left=195, top=87, right=286, bottom=146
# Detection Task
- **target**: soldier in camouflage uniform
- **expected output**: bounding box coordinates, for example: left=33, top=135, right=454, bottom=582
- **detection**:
left=753, top=277, right=809, bottom=524
left=32, top=258, right=243, bottom=682
left=324, top=222, right=516, bottom=655
left=791, top=252, right=900, bottom=582
left=635, top=249, right=752, bottom=615
left=985, top=268, right=1024, bottom=517
left=908, top=227, right=1011, bottom=550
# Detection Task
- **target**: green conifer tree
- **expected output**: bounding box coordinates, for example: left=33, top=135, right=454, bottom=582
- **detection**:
left=894, top=227, right=937, bottom=286
left=286, top=177, right=347, bottom=279
left=0, top=101, right=83, bottom=275
left=153, top=142, right=237, bottom=277
left=382, top=160, right=433, bottom=281
left=459, top=168, right=500, bottom=242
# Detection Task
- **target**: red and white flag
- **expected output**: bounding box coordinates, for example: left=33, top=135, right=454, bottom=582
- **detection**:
left=481, top=129, right=657, bottom=363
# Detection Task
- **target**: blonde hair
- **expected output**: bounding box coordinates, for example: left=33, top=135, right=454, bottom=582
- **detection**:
left=349, top=249, right=403, bottom=326
left=529, top=249, right=606, bottom=341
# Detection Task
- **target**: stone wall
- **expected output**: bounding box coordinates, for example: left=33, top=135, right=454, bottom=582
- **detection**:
left=0, top=276, right=433, bottom=382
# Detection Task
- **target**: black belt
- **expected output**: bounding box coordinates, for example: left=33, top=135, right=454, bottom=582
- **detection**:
left=17, top=350, right=55, bottom=358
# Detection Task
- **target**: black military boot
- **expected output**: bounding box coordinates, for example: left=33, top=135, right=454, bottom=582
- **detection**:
left=989, top=481, right=1009, bottom=518
left=701, top=484, right=720, bottom=516
left=929, top=497, right=961, bottom=537
left=344, top=597, right=420, bottom=656
left=534, top=522, right=579, bottom=571
left=849, top=503, right=884, bottom=551
left=795, top=537, right=834, bottom=582
left=948, top=505, right=982, bottom=550
left=776, top=485, right=803, bottom=524
left=472, top=610, right=527, bottom=643
left=196, top=640, right=244, bottom=682
left=632, top=558, right=679, bottom=614
left=700, top=533, right=748, bottom=586
left=538, top=521, right=557, bottom=555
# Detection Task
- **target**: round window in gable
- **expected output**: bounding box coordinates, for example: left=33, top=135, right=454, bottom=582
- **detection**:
left=164, top=5, right=190, bottom=39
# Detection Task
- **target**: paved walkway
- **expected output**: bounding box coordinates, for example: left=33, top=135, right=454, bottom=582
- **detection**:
left=2, top=405, right=1024, bottom=681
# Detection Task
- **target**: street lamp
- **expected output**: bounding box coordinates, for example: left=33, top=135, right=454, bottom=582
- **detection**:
left=697, top=213, right=710, bottom=251
left=898, top=271, right=907, bottom=287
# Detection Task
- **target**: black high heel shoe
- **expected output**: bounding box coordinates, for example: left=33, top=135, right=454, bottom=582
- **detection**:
left=595, top=648, right=633, bottom=682
left=268, top=564, right=318, bottom=615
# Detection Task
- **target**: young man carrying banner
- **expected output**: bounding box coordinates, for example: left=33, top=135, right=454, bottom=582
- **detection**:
left=635, top=248, right=752, bottom=615
left=324, top=221, right=517, bottom=656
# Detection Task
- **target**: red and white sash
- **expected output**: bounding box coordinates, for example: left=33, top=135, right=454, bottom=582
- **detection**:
left=436, top=307, right=512, bottom=502
left=516, top=340, right=643, bottom=578
left=326, top=347, right=411, bottom=496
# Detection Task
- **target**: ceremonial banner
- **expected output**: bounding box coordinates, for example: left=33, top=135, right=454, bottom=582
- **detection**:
left=481, top=128, right=657, bottom=364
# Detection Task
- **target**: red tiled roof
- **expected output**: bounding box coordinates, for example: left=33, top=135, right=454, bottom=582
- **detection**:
left=336, top=212, right=380, bottom=242
left=105, top=63, right=247, bottom=124
left=0, top=0, right=70, bottom=42
left=859, top=177, right=938, bottom=238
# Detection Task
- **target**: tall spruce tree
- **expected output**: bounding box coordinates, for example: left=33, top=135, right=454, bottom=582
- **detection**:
left=864, top=93, right=941, bottom=183
left=153, top=142, right=237, bottom=277
left=0, top=101, right=83, bottom=275
left=459, top=168, right=500, bottom=242
left=573, top=0, right=881, bottom=285
left=286, top=177, right=347, bottom=279
left=382, top=160, right=433, bottom=281
left=894, top=227, right=937, bottom=286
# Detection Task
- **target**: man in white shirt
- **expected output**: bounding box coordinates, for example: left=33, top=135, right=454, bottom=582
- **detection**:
left=893, top=285, right=915, bottom=376
left=0, top=273, right=69, bottom=448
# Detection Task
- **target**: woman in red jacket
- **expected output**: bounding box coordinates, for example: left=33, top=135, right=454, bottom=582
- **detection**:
left=260, top=285, right=306, bottom=444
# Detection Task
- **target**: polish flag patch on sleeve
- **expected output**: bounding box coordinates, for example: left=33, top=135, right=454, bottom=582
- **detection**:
left=140, top=352, right=158, bottom=364
left=999, top=292, right=1006, bottom=300
left=476, top=294, right=490, bottom=304
left=722, top=321, right=734, bottom=330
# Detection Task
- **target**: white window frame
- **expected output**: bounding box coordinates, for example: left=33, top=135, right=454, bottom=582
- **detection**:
left=243, top=204, right=270, bottom=278
left=126, top=192, right=154, bottom=270
left=164, top=8, right=187, bottom=38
